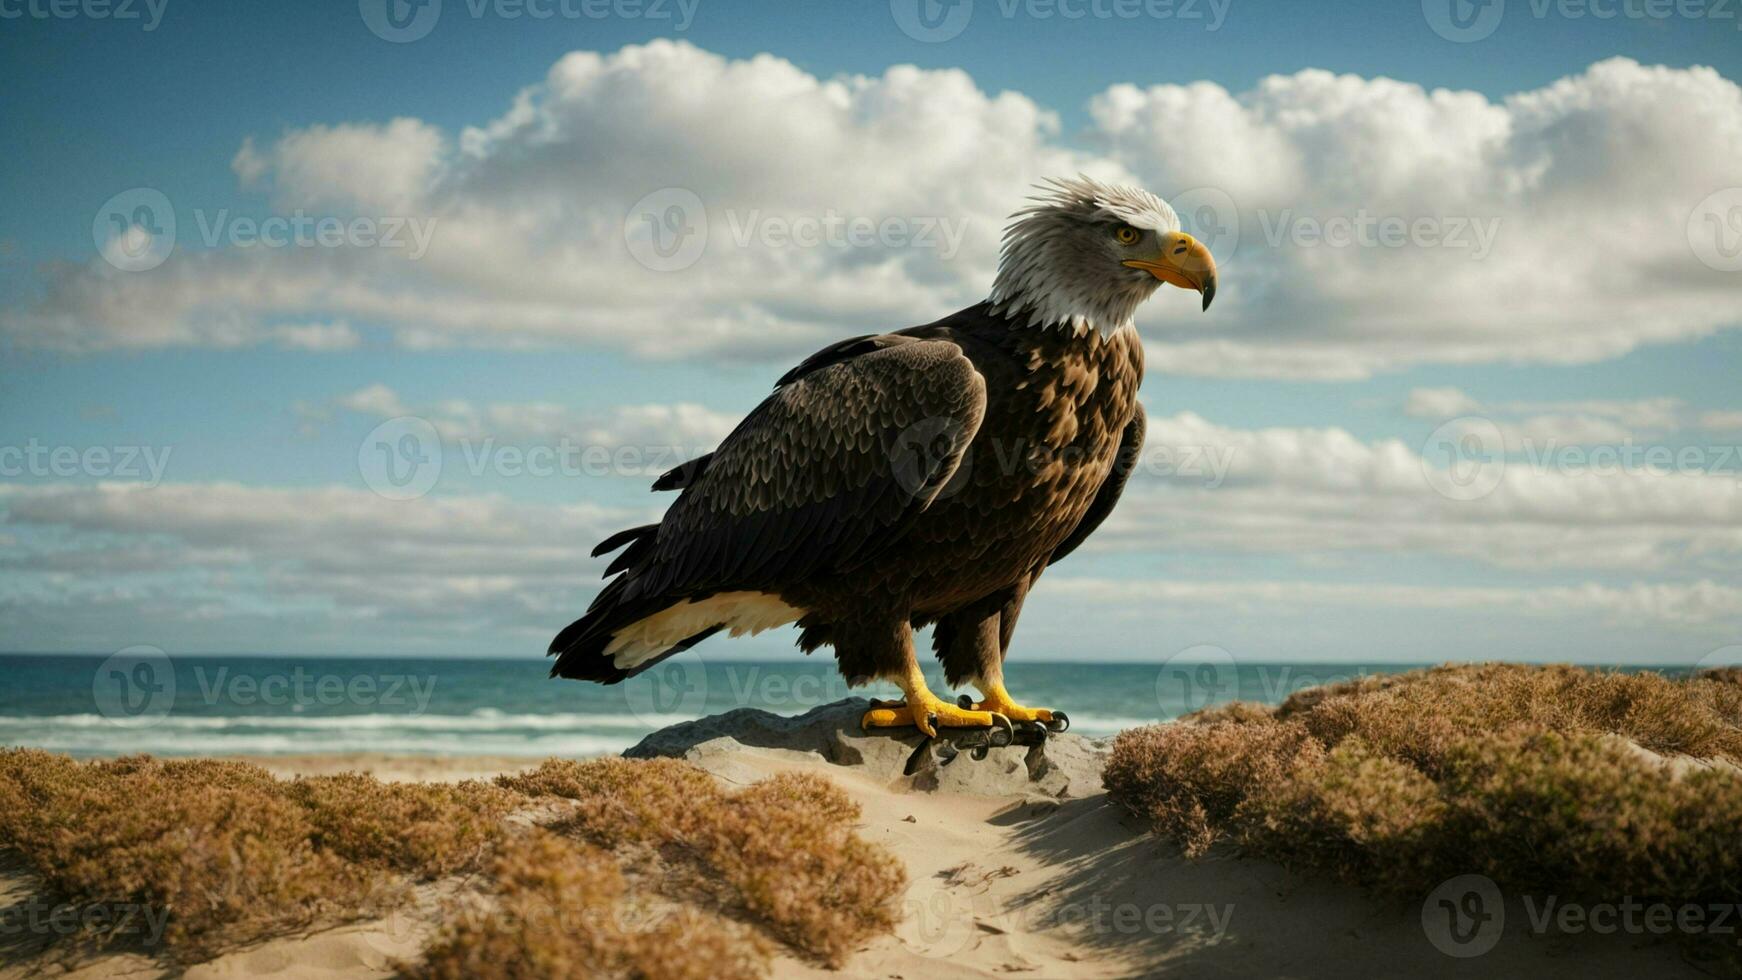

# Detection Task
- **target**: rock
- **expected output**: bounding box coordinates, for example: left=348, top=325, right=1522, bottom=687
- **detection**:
left=624, top=697, right=1108, bottom=798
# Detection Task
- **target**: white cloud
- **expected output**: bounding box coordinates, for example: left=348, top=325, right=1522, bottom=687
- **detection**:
left=12, top=48, right=1737, bottom=377
left=1047, top=577, right=1742, bottom=629
left=1119, top=410, right=1742, bottom=573
left=234, top=119, right=446, bottom=212
left=1099, top=58, right=1742, bottom=378
left=272, top=320, right=361, bottom=351
left=330, top=383, right=737, bottom=451
left=0, top=482, right=633, bottom=647
left=1400, top=386, right=1738, bottom=447
left=1700, top=411, right=1742, bottom=433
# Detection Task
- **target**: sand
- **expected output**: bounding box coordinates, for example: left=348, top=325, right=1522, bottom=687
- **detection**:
left=0, top=720, right=1716, bottom=979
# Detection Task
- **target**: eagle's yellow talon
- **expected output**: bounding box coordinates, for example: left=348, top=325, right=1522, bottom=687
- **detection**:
left=971, top=678, right=1057, bottom=725
left=861, top=696, right=1000, bottom=736
left=971, top=699, right=1054, bottom=724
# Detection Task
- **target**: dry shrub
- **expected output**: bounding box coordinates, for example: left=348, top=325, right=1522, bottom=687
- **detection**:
left=1102, top=721, right=1321, bottom=856
left=499, top=756, right=719, bottom=844
left=3, top=750, right=903, bottom=974
left=700, top=773, right=906, bottom=965
left=1276, top=663, right=1742, bottom=771
left=1240, top=739, right=1445, bottom=891
left=501, top=758, right=905, bottom=966
left=403, top=831, right=768, bottom=980
left=1437, top=727, right=1742, bottom=900
left=287, top=773, right=518, bottom=877
left=0, top=749, right=388, bottom=954
left=1106, top=663, right=1742, bottom=948
left=1179, top=700, right=1276, bottom=725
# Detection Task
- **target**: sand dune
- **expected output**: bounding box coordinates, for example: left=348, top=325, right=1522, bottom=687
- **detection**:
left=0, top=701, right=1714, bottom=979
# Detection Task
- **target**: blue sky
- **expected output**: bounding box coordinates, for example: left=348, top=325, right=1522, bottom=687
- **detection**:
left=2, top=0, right=1740, bottom=665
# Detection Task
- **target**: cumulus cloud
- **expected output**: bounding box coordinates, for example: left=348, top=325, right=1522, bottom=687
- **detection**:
left=1116, top=411, right=1742, bottom=574
left=329, top=383, right=737, bottom=451
left=4, top=472, right=1735, bottom=655
left=9, top=46, right=1736, bottom=377
left=3, top=41, right=1108, bottom=358
left=1046, top=577, right=1742, bottom=629
left=1401, top=386, right=1741, bottom=448
left=0, top=482, right=634, bottom=650
left=1097, top=58, right=1742, bottom=378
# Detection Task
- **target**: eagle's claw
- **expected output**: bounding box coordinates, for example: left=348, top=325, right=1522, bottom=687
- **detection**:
left=861, top=696, right=1005, bottom=737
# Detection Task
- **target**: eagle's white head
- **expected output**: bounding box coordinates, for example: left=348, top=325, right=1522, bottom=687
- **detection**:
left=988, top=175, right=1218, bottom=335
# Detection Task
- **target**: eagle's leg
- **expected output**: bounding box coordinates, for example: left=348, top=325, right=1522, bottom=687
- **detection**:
left=969, top=662, right=1057, bottom=725
left=861, top=644, right=1003, bottom=737
left=934, top=589, right=1058, bottom=725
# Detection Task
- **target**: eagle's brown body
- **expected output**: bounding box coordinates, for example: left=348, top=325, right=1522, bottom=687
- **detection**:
left=783, top=303, right=1145, bottom=685
left=550, top=302, right=1145, bottom=689
left=551, top=177, right=1215, bottom=728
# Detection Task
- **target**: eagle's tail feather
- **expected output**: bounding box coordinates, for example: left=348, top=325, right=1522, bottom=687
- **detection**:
left=551, top=525, right=804, bottom=683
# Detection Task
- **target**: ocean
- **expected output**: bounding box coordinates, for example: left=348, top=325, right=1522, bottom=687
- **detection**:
left=0, top=653, right=1685, bottom=758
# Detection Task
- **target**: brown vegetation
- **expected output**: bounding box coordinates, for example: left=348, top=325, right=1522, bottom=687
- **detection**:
left=0, top=750, right=905, bottom=976
left=403, top=831, right=769, bottom=980
left=499, top=758, right=907, bottom=966
left=0, top=750, right=390, bottom=955
left=1105, top=664, right=1742, bottom=915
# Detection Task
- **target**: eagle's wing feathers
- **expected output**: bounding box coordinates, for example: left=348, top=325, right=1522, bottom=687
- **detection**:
left=647, top=337, right=986, bottom=594
left=1048, top=402, right=1145, bottom=565
left=549, top=337, right=986, bottom=680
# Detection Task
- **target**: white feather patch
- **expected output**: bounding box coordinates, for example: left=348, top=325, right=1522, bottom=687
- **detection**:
left=605, top=591, right=805, bottom=669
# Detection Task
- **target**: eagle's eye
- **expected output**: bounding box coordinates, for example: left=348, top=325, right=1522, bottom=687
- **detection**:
left=1112, top=225, right=1141, bottom=246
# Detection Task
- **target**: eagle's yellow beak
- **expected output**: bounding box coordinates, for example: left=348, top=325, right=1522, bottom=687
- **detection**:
left=1124, top=231, right=1218, bottom=311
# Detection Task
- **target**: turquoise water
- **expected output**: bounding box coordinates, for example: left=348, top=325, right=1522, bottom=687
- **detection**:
left=0, top=654, right=1685, bottom=758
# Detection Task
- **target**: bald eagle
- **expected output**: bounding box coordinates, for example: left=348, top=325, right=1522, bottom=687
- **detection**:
left=551, top=177, right=1218, bottom=735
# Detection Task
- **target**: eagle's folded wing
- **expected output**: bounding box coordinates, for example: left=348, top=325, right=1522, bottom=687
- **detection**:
left=549, top=337, right=986, bottom=677
left=639, top=337, right=987, bottom=598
